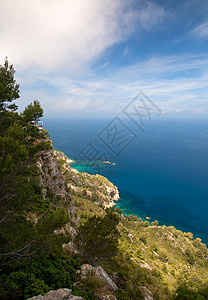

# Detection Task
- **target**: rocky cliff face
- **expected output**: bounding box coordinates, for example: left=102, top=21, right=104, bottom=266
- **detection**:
left=27, top=288, right=84, bottom=300
left=25, top=145, right=208, bottom=300
left=54, top=150, right=120, bottom=209
left=36, top=142, right=79, bottom=227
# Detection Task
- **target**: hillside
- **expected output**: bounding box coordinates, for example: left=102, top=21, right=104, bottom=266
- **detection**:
left=56, top=149, right=208, bottom=299
left=0, top=108, right=208, bottom=299
left=0, top=57, right=208, bottom=299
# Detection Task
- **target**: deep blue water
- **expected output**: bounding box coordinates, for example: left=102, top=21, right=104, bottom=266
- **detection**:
left=44, top=116, right=208, bottom=244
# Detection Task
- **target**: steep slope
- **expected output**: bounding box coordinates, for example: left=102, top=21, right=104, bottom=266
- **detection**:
left=36, top=145, right=79, bottom=227
left=56, top=150, right=208, bottom=299
left=1, top=115, right=208, bottom=300
left=0, top=116, right=82, bottom=299
left=54, top=150, right=120, bottom=210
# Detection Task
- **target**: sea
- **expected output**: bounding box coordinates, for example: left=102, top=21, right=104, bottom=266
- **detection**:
left=44, top=115, right=208, bottom=245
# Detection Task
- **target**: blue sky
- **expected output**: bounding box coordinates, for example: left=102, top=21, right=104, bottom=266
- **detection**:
left=0, top=0, right=208, bottom=117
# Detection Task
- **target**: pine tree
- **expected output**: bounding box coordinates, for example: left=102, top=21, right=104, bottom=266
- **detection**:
left=0, top=57, right=20, bottom=112
left=23, top=100, right=43, bottom=124
left=75, top=212, right=120, bottom=264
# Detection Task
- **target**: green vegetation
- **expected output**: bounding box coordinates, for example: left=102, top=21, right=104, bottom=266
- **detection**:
left=75, top=213, right=120, bottom=264
left=0, top=59, right=74, bottom=299
left=0, top=57, right=19, bottom=112
left=1, top=58, right=208, bottom=299
left=0, top=255, right=82, bottom=299
left=23, top=100, right=43, bottom=124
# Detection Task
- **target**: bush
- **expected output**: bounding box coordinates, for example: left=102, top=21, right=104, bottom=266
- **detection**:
left=116, top=288, right=130, bottom=300
left=75, top=212, right=120, bottom=264
left=151, top=220, right=159, bottom=226
left=0, top=255, right=82, bottom=299
left=72, top=276, right=104, bottom=300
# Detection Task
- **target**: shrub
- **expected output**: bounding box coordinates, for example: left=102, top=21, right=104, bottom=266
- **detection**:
left=75, top=212, right=120, bottom=264
left=0, top=255, right=82, bottom=299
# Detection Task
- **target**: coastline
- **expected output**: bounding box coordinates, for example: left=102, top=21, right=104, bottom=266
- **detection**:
left=55, top=151, right=120, bottom=209
left=63, top=155, right=159, bottom=224
left=44, top=117, right=208, bottom=247
left=58, top=150, right=207, bottom=245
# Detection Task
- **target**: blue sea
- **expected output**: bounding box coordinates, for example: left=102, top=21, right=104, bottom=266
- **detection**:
left=44, top=116, right=208, bottom=244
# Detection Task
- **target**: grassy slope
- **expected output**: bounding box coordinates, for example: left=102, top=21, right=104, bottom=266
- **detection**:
left=56, top=151, right=208, bottom=299
left=1, top=114, right=207, bottom=299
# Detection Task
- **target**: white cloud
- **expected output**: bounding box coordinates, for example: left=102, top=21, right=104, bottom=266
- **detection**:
left=0, top=0, right=138, bottom=73
left=2, top=0, right=205, bottom=116
left=138, top=1, right=166, bottom=31
left=17, top=54, right=208, bottom=116
left=0, top=0, right=167, bottom=74
left=191, top=22, right=208, bottom=39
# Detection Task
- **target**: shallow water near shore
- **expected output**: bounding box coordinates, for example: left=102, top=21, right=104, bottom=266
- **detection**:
left=44, top=116, right=208, bottom=244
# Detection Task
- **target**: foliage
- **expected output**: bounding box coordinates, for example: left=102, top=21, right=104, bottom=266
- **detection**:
left=1, top=59, right=208, bottom=299
left=0, top=105, right=75, bottom=299
left=0, top=66, right=71, bottom=279
left=75, top=212, right=120, bottom=264
left=71, top=173, right=208, bottom=299
left=23, top=100, right=43, bottom=124
left=174, top=283, right=208, bottom=299
left=106, top=206, right=123, bottom=215
left=0, top=255, right=82, bottom=299
left=72, top=276, right=104, bottom=300
left=0, top=57, right=19, bottom=112
left=151, top=220, right=159, bottom=226
left=0, top=208, right=71, bottom=264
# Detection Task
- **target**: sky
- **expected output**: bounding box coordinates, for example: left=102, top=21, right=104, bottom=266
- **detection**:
left=0, top=0, right=208, bottom=117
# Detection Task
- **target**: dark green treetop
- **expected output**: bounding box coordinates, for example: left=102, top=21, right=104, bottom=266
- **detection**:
left=75, top=212, right=120, bottom=264
left=23, top=100, right=43, bottom=124
left=0, top=57, right=20, bottom=112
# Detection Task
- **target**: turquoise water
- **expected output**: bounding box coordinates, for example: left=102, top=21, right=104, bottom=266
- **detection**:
left=44, top=117, right=208, bottom=244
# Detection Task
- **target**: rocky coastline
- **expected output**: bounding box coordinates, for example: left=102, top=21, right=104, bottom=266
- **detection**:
left=54, top=150, right=120, bottom=209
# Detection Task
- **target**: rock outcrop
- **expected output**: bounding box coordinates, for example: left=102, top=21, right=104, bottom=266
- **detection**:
left=128, top=233, right=134, bottom=243
left=101, top=296, right=117, bottom=300
left=139, top=286, right=154, bottom=300
left=78, top=264, right=118, bottom=292
left=54, top=150, right=120, bottom=209
left=36, top=144, right=79, bottom=227
left=139, top=261, right=153, bottom=271
left=27, top=288, right=84, bottom=300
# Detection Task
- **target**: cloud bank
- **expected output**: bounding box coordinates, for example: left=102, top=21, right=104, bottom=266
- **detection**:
left=1, top=0, right=207, bottom=116
left=0, top=0, right=138, bottom=73
left=0, top=0, right=168, bottom=73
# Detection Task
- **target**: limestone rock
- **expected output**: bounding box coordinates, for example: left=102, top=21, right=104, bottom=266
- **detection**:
left=68, top=297, right=84, bottom=300
left=105, top=185, right=120, bottom=208
left=54, top=150, right=120, bottom=209
left=79, top=264, right=118, bottom=292
left=139, top=261, right=152, bottom=270
left=139, top=286, right=153, bottom=300
left=128, top=233, right=134, bottom=243
left=27, top=288, right=84, bottom=300
left=101, top=296, right=117, bottom=300
left=36, top=148, right=79, bottom=227
left=63, top=241, right=79, bottom=255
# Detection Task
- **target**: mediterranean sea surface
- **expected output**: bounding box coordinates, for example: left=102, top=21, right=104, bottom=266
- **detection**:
left=44, top=116, right=208, bottom=244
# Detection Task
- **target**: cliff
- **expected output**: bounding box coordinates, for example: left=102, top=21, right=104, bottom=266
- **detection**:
left=44, top=148, right=208, bottom=299
left=36, top=145, right=79, bottom=228
left=1, top=118, right=208, bottom=300
left=34, top=146, right=208, bottom=300
left=54, top=150, right=120, bottom=209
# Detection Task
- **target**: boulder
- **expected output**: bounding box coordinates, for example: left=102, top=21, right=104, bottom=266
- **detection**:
left=139, top=261, right=153, bottom=270
left=78, top=264, right=118, bottom=292
left=63, top=241, right=79, bottom=255
left=101, top=296, right=117, bottom=300
left=128, top=233, right=134, bottom=243
left=139, top=286, right=153, bottom=300
left=27, top=288, right=84, bottom=300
